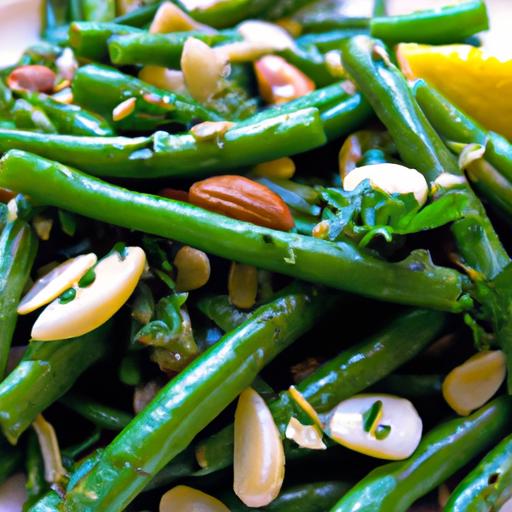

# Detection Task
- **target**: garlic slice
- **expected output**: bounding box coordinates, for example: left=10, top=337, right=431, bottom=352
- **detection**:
left=343, top=163, right=429, bottom=206
left=285, top=417, right=326, bottom=450
left=328, top=394, right=422, bottom=460
left=31, top=247, right=145, bottom=341
left=18, top=253, right=97, bottom=315
left=442, top=350, right=506, bottom=416
left=234, top=388, right=285, bottom=507
left=160, top=485, right=229, bottom=512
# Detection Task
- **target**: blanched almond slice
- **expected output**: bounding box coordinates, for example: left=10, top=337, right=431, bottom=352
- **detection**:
left=31, top=247, right=145, bottom=341
left=18, top=253, right=97, bottom=315
left=285, top=417, right=326, bottom=450
left=442, top=350, right=506, bottom=416
left=138, top=66, right=186, bottom=92
left=160, top=485, right=229, bottom=512
left=228, top=262, right=258, bottom=309
left=234, top=388, right=285, bottom=507
left=343, top=163, right=429, bottom=206
left=150, top=2, right=214, bottom=34
left=328, top=394, right=422, bottom=460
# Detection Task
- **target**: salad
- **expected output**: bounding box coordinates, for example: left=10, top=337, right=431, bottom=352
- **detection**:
left=0, top=0, right=511, bottom=510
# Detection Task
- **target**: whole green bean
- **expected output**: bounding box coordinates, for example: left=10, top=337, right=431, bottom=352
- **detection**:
left=222, top=481, right=351, bottom=511
left=108, top=31, right=240, bottom=68
left=196, top=308, right=447, bottom=474
left=112, top=3, right=160, bottom=27
left=24, top=431, right=46, bottom=510
left=297, top=29, right=369, bottom=53
left=18, top=91, right=114, bottom=136
left=69, top=22, right=143, bottom=60
left=370, top=0, right=489, bottom=44
left=0, top=109, right=326, bottom=178
left=0, top=437, right=22, bottom=485
left=12, top=99, right=57, bottom=133
left=72, top=64, right=222, bottom=131
left=373, top=373, right=442, bottom=399
left=445, top=433, right=512, bottom=511
left=0, top=219, right=37, bottom=378
left=0, top=322, right=112, bottom=444
left=60, top=287, right=329, bottom=511
left=0, top=150, right=470, bottom=311
left=330, top=397, right=512, bottom=512
left=413, top=80, right=512, bottom=184
left=59, top=392, right=132, bottom=431
left=81, top=0, right=116, bottom=22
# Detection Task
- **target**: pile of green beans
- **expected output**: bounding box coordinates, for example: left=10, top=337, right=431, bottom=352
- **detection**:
left=1, top=0, right=511, bottom=511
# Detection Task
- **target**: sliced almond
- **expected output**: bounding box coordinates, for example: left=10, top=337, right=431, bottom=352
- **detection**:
left=234, top=388, right=285, bottom=507
left=181, top=37, right=228, bottom=103
left=18, top=253, right=97, bottom=315
left=328, top=394, right=423, bottom=460
left=138, top=66, right=186, bottom=93
left=150, top=2, right=214, bottom=34
left=31, top=247, right=146, bottom=341
left=442, top=350, right=506, bottom=416
left=160, top=485, right=229, bottom=512
left=285, top=417, right=326, bottom=450
left=112, top=97, right=136, bottom=122
left=228, top=262, right=258, bottom=310
left=252, top=157, right=295, bottom=179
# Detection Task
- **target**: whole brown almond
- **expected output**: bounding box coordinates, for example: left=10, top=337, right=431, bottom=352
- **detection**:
left=189, top=175, right=294, bottom=231
left=7, top=65, right=56, bottom=93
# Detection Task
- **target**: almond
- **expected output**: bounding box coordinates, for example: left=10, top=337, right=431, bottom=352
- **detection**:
left=254, top=55, right=315, bottom=104
left=159, top=188, right=189, bottom=202
left=189, top=175, right=294, bottom=231
left=7, top=65, right=56, bottom=93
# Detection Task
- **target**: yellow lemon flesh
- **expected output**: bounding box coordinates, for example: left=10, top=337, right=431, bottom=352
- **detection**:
left=397, top=43, right=512, bottom=140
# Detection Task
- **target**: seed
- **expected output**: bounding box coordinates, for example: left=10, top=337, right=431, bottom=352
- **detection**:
left=138, top=66, right=185, bottom=92
left=234, top=388, right=285, bottom=507
left=173, top=246, right=211, bottom=292
left=228, top=262, right=258, bottom=310
left=150, top=2, right=214, bottom=34
left=112, top=97, right=136, bottom=122
left=31, top=246, right=146, bottom=341
left=7, top=65, right=56, bottom=93
left=33, top=214, right=53, bottom=241
left=160, top=485, right=229, bottom=512
left=181, top=37, right=228, bottom=103
left=442, top=350, right=506, bottom=416
left=255, top=55, right=315, bottom=104
left=252, top=157, right=296, bottom=179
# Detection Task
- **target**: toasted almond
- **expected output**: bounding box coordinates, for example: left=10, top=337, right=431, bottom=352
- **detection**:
left=7, top=65, right=56, bottom=93
left=285, top=417, right=326, bottom=450
left=190, top=120, right=234, bottom=141
left=138, top=66, right=186, bottom=92
left=150, top=2, right=215, bottom=34
left=234, top=388, right=285, bottom=507
left=312, top=220, right=330, bottom=239
left=160, top=485, right=229, bottom=512
left=252, top=157, right=295, bottom=179
left=112, top=97, right=136, bottom=122
left=174, top=246, right=211, bottom=292
left=189, top=175, right=294, bottom=231
left=159, top=188, right=189, bottom=202
left=255, top=55, right=315, bottom=104
left=228, top=262, right=258, bottom=309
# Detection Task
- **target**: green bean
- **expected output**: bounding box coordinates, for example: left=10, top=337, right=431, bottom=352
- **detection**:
left=59, top=393, right=132, bottom=431
left=196, top=308, right=447, bottom=474
left=445, top=433, right=512, bottom=511
left=0, top=322, right=112, bottom=444
left=0, top=219, right=37, bottom=379
left=279, top=45, right=336, bottom=86
left=72, top=64, right=222, bottom=131
left=81, top=0, right=116, bottom=22
left=24, top=431, right=46, bottom=510
left=12, top=99, right=57, bottom=133
left=297, top=29, right=370, bottom=53
left=370, top=0, right=489, bottom=44
left=373, top=0, right=387, bottom=17
left=112, top=3, right=159, bottom=27
left=197, top=295, right=251, bottom=332
left=18, top=91, right=114, bottom=136
left=413, top=79, right=512, bottom=184
left=0, top=109, right=326, bottom=178
left=0, top=150, right=470, bottom=311
left=60, top=287, right=330, bottom=510
left=0, top=437, right=22, bottom=485
left=108, top=31, right=240, bottom=68
left=222, top=481, right=352, bottom=511
left=69, top=22, right=143, bottom=61
left=372, top=374, right=443, bottom=399
left=330, top=397, right=512, bottom=512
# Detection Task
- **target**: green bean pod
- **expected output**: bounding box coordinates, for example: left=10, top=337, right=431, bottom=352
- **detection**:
left=222, top=481, right=351, bottom=511
left=197, top=295, right=251, bottom=332
left=330, top=397, right=512, bottom=512
left=24, top=431, right=47, bottom=510
left=445, top=433, right=512, bottom=511
left=108, top=31, right=240, bottom=68
left=59, top=393, right=132, bottom=431
left=413, top=80, right=512, bottom=184
left=370, top=0, right=489, bottom=44
left=0, top=219, right=37, bottom=378
left=60, top=287, right=330, bottom=511
left=373, top=373, right=442, bottom=399
left=0, top=322, right=112, bottom=444
left=19, top=91, right=114, bottom=136
left=69, top=22, right=143, bottom=60
left=0, top=150, right=470, bottom=311
left=0, top=109, right=326, bottom=178
left=197, top=308, right=447, bottom=474
left=81, top=0, right=116, bottom=22
left=72, top=64, right=222, bottom=131
left=0, top=438, right=22, bottom=486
